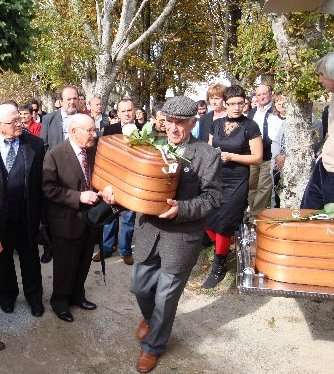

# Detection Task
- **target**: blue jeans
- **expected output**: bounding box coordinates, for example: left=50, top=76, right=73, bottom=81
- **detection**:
left=102, top=210, right=135, bottom=256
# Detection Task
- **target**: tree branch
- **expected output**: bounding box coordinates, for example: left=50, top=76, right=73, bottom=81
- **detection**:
left=70, top=0, right=99, bottom=51
left=96, top=0, right=102, bottom=44
left=122, top=0, right=178, bottom=58
left=100, top=0, right=118, bottom=50
left=112, top=0, right=136, bottom=59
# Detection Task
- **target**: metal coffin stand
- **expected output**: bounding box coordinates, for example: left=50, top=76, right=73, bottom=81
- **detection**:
left=236, top=224, right=334, bottom=300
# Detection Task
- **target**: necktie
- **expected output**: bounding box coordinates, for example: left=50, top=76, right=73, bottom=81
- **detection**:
left=80, top=148, right=90, bottom=189
left=4, top=139, right=17, bottom=173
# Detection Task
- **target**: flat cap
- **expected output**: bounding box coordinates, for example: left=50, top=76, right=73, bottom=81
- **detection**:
left=162, top=96, right=197, bottom=119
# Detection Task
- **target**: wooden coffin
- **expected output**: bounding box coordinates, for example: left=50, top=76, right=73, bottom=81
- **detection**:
left=255, top=208, right=334, bottom=288
left=92, top=135, right=180, bottom=215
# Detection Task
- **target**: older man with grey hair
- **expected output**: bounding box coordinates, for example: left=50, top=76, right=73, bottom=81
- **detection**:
left=302, top=52, right=334, bottom=208
left=103, top=96, right=223, bottom=372
left=0, top=103, right=44, bottom=317
left=43, top=113, right=99, bottom=322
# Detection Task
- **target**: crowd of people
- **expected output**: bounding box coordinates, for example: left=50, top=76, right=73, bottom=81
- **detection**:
left=0, top=51, right=333, bottom=372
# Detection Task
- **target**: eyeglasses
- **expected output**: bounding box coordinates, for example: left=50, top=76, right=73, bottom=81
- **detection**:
left=76, top=127, right=97, bottom=134
left=225, top=101, right=245, bottom=107
left=0, top=119, right=21, bottom=126
left=32, top=109, right=38, bottom=112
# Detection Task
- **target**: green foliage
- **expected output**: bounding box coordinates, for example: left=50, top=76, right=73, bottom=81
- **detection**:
left=122, top=0, right=220, bottom=101
left=231, top=2, right=278, bottom=90
left=0, top=0, right=34, bottom=72
left=232, top=2, right=334, bottom=101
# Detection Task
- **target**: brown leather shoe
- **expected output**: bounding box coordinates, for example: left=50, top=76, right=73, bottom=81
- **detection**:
left=136, top=351, right=159, bottom=373
left=136, top=320, right=150, bottom=341
left=122, top=255, right=134, bottom=265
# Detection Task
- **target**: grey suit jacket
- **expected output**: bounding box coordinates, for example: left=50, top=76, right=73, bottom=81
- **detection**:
left=133, top=137, right=223, bottom=274
left=41, top=110, right=64, bottom=151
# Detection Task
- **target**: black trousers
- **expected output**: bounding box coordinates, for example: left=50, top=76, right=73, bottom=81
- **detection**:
left=301, top=159, right=334, bottom=209
left=50, top=228, right=96, bottom=313
left=0, top=223, right=42, bottom=306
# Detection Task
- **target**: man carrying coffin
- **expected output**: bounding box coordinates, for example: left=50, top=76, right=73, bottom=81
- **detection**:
left=102, top=96, right=223, bottom=373
left=42, top=114, right=99, bottom=322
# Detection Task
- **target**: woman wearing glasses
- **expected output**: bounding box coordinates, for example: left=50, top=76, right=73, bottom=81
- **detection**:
left=203, top=85, right=263, bottom=289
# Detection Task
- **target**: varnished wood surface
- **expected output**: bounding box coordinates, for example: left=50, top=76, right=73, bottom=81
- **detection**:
left=257, top=208, right=334, bottom=243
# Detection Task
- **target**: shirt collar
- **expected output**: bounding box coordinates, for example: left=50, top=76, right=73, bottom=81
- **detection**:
left=61, top=108, right=77, bottom=119
left=69, top=138, right=83, bottom=157
left=257, top=102, right=272, bottom=113
left=0, top=134, right=20, bottom=144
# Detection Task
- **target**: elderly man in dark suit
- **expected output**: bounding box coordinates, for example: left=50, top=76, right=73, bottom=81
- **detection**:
left=43, top=113, right=99, bottom=322
left=41, top=85, right=79, bottom=151
left=40, top=86, right=79, bottom=264
left=0, top=103, right=44, bottom=317
left=103, top=96, right=223, bottom=373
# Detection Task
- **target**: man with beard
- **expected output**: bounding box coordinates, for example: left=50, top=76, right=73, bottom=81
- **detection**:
left=41, top=85, right=79, bottom=151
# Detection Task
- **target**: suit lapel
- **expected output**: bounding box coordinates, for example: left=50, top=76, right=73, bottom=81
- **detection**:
left=64, top=140, right=86, bottom=187
left=182, top=136, right=197, bottom=164
left=20, top=134, right=34, bottom=183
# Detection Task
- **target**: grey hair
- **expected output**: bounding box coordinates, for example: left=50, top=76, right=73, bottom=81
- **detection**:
left=316, top=52, right=334, bottom=79
left=88, top=95, right=102, bottom=105
left=0, top=103, right=18, bottom=122
left=67, top=113, right=94, bottom=131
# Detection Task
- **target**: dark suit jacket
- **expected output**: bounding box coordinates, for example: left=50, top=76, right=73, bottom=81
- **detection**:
left=133, top=137, right=223, bottom=273
left=0, top=133, right=44, bottom=245
left=95, top=113, right=110, bottom=137
left=41, top=110, right=64, bottom=151
left=198, top=111, right=214, bottom=143
left=103, top=122, right=122, bottom=136
left=42, top=139, right=96, bottom=239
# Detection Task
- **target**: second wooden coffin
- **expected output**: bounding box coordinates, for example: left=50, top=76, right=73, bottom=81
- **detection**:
left=92, top=134, right=180, bottom=215
left=255, top=208, right=334, bottom=288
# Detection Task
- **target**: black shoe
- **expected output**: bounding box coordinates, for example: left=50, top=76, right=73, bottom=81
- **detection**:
left=0, top=341, right=5, bottom=351
left=40, top=251, right=52, bottom=264
left=75, top=299, right=97, bottom=310
left=56, top=311, right=74, bottom=322
left=202, top=255, right=227, bottom=289
left=0, top=302, right=14, bottom=314
left=30, top=302, right=45, bottom=317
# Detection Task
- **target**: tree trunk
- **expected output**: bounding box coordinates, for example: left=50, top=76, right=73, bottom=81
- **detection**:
left=280, top=101, right=315, bottom=207
left=41, top=90, right=54, bottom=113
left=271, top=15, right=315, bottom=207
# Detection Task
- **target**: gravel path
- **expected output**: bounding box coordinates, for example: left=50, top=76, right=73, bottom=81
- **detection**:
left=1, top=251, right=334, bottom=374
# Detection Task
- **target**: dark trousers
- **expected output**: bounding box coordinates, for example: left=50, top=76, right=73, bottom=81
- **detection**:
left=0, top=223, right=42, bottom=306
left=131, top=252, right=191, bottom=355
left=50, top=229, right=96, bottom=312
left=301, top=159, right=334, bottom=209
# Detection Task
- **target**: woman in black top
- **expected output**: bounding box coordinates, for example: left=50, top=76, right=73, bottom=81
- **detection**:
left=203, top=85, right=263, bottom=289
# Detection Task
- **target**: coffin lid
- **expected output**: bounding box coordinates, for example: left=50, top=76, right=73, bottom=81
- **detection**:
left=263, top=0, right=334, bottom=14
left=101, top=134, right=164, bottom=161
left=258, top=208, right=323, bottom=220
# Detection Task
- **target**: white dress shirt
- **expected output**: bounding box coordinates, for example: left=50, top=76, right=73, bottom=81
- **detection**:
left=0, top=135, right=20, bottom=167
left=69, top=138, right=88, bottom=183
left=322, top=95, right=334, bottom=172
left=253, top=102, right=272, bottom=135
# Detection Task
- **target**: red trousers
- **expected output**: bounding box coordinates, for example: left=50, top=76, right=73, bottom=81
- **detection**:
left=206, top=229, right=230, bottom=255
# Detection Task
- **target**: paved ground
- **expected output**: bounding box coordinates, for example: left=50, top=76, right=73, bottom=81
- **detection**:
left=1, top=251, right=334, bottom=374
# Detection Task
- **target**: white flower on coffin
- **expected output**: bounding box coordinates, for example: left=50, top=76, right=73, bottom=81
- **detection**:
left=122, top=124, right=138, bottom=137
